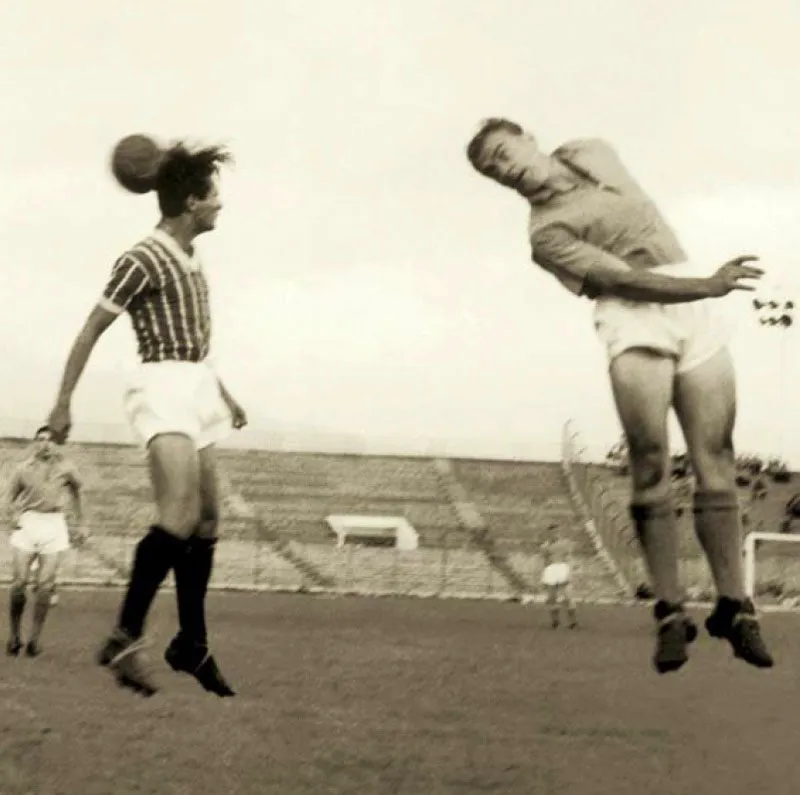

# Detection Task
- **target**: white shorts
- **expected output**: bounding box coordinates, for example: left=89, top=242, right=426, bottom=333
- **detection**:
left=542, top=563, right=571, bottom=587
left=123, top=361, right=232, bottom=450
left=593, top=262, right=732, bottom=374
left=10, top=512, right=70, bottom=556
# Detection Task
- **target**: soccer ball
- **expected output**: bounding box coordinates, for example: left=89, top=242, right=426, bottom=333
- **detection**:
left=110, top=134, right=164, bottom=194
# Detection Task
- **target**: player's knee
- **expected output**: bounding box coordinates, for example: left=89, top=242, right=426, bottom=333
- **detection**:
left=628, top=443, right=669, bottom=495
left=691, top=434, right=736, bottom=490
left=10, top=579, right=27, bottom=598
left=195, top=504, right=219, bottom=539
left=35, top=577, right=56, bottom=598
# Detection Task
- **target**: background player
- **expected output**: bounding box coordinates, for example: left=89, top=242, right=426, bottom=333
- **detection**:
left=4, top=426, right=85, bottom=657
left=46, top=139, right=246, bottom=697
left=466, top=118, right=773, bottom=674
left=540, top=527, right=578, bottom=629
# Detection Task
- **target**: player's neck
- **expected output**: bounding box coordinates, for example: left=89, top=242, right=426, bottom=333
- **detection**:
left=157, top=218, right=198, bottom=254
left=522, top=167, right=578, bottom=206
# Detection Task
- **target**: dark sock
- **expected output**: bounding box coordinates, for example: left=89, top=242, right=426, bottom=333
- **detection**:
left=174, top=537, right=216, bottom=647
left=29, top=590, right=51, bottom=643
left=118, top=525, right=188, bottom=639
left=9, top=587, right=26, bottom=640
left=693, top=490, right=746, bottom=600
left=631, top=499, right=683, bottom=605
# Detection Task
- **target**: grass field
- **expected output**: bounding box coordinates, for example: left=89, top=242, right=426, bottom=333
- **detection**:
left=2, top=589, right=799, bottom=795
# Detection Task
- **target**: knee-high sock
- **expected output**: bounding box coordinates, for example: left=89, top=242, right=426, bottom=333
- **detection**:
left=630, top=499, right=683, bottom=605
left=693, top=490, right=746, bottom=600
left=174, top=537, right=217, bottom=647
left=118, top=525, right=188, bottom=640
left=9, top=585, right=26, bottom=641
left=29, top=586, right=53, bottom=643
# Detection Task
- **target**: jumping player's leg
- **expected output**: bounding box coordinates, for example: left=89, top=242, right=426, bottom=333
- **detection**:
left=99, top=433, right=200, bottom=695
left=674, top=348, right=743, bottom=597
left=175, top=443, right=220, bottom=647
left=165, top=444, right=234, bottom=696
left=610, top=350, right=681, bottom=603
left=26, top=550, right=65, bottom=655
left=673, top=347, right=773, bottom=668
left=117, top=433, right=200, bottom=635
left=7, top=548, right=35, bottom=655
left=609, top=348, right=697, bottom=673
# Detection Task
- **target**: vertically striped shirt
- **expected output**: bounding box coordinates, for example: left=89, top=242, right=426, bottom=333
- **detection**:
left=99, top=229, right=212, bottom=363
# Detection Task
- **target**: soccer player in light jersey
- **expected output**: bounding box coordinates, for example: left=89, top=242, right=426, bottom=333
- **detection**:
left=466, top=119, right=773, bottom=674
left=5, top=426, right=85, bottom=657
left=540, top=531, right=577, bottom=629
left=46, top=143, right=246, bottom=697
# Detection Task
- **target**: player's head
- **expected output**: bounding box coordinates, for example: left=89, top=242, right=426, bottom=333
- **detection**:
left=466, top=118, right=554, bottom=196
left=155, top=143, right=233, bottom=235
left=32, top=426, right=55, bottom=459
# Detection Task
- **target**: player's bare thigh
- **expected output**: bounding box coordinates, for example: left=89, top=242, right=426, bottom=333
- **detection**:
left=673, top=346, right=737, bottom=491
left=196, top=445, right=220, bottom=540
left=11, top=548, right=36, bottom=586
left=147, top=433, right=201, bottom=539
left=608, top=349, right=675, bottom=499
left=35, top=551, right=65, bottom=590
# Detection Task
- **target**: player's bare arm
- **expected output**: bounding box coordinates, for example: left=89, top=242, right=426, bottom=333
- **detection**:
left=65, top=469, right=85, bottom=525
left=4, top=470, right=23, bottom=526
left=48, top=305, right=119, bottom=443
left=66, top=475, right=88, bottom=546
left=532, top=226, right=763, bottom=303
left=216, top=378, right=247, bottom=430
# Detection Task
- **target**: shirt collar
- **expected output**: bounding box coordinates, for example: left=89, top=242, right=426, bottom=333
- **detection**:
left=149, top=228, right=201, bottom=272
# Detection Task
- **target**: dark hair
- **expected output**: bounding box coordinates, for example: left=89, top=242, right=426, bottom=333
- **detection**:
left=34, top=425, right=52, bottom=439
left=156, top=142, right=233, bottom=218
left=466, top=117, right=523, bottom=172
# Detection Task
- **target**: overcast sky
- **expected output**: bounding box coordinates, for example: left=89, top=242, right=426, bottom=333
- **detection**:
left=1, top=0, right=799, bottom=462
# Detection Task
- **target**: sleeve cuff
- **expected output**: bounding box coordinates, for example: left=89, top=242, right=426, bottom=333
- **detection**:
left=98, top=297, right=125, bottom=315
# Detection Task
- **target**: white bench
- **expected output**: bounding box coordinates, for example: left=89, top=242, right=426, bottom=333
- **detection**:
left=325, top=515, right=419, bottom=551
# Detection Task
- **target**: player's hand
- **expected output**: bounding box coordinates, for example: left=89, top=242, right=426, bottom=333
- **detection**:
left=708, top=256, right=764, bottom=296
left=70, top=524, right=90, bottom=548
left=46, top=404, right=72, bottom=445
left=225, top=397, right=248, bottom=430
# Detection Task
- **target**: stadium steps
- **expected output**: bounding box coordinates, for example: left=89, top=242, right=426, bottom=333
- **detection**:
left=431, top=458, right=531, bottom=596
left=252, top=518, right=336, bottom=590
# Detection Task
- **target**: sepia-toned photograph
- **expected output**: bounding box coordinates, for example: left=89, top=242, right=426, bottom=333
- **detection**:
left=1, top=2, right=798, bottom=793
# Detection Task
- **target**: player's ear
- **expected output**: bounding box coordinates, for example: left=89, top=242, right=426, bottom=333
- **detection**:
left=185, top=194, right=199, bottom=212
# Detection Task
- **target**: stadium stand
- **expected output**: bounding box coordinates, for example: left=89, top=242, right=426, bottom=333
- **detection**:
left=0, top=435, right=625, bottom=600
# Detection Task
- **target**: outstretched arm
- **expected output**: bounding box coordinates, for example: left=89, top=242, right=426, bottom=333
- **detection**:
left=48, top=254, right=150, bottom=442
left=532, top=225, right=761, bottom=303
left=52, top=305, right=118, bottom=409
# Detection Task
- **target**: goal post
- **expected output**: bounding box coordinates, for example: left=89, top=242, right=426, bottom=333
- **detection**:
left=743, top=531, right=800, bottom=599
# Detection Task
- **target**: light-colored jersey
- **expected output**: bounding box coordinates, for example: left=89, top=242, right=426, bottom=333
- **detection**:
left=7, top=455, right=81, bottom=518
left=528, top=138, right=687, bottom=297
left=543, top=538, right=573, bottom=566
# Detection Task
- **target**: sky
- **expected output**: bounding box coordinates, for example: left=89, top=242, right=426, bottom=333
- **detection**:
left=1, top=0, right=800, bottom=463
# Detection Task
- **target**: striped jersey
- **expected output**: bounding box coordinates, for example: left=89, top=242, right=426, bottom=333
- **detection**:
left=8, top=454, right=81, bottom=517
left=99, top=228, right=212, bottom=363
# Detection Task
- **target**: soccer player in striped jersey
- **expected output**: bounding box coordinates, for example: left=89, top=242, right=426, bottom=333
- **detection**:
left=46, top=142, right=246, bottom=697
left=4, top=426, right=86, bottom=657
left=466, top=119, right=773, bottom=674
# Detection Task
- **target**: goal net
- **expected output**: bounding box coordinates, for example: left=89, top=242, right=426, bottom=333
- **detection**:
left=743, top=531, right=800, bottom=602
